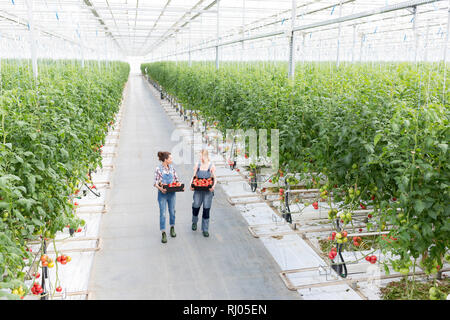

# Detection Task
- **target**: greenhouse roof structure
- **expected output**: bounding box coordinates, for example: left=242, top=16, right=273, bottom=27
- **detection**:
left=0, top=0, right=448, bottom=62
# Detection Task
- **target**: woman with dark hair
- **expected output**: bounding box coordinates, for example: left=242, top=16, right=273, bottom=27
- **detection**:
left=154, top=151, right=182, bottom=243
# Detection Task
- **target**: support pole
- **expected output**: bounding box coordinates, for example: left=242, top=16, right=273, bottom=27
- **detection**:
left=336, top=0, right=343, bottom=68
left=422, top=19, right=430, bottom=62
left=359, top=33, right=364, bottom=62
left=25, top=0, right=38, bottom=80
left=443, top=0, right=450, bottom=104
left=288, top=0, right=297, bottom=80
left=412, top=6, right=419, bottom=62
left=188, top=24, right=192, bottom=67
left=215, top=0, right=220, bottom=70
left=241, top=0, right=245, bottom=62
left=351, top=24, right=357, bottom=63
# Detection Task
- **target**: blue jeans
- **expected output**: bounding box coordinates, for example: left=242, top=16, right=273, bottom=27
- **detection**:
left=158, top=190, right=176, bottom=231
left=192, top=190, right=214, bottom=209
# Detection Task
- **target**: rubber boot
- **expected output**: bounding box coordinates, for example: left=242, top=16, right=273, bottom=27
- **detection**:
left=202, top=208, right=210, bottom=237
left=170, top=226, right=176, bottom=238
left=161, top=231, right=167, bottom=243
left=192, top=207, right=200, bottom=231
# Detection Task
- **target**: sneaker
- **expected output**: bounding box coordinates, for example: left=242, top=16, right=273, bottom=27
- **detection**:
left=161, top=232, right=167, bottom=243
left=170, top=226, right=176, bottom=238
left=192, top=223, right=197, bottom=231
left=203, top=231, right=209, bottom=237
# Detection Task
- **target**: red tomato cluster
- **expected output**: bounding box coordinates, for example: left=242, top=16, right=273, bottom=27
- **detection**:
left=312, top=202, right=319, bottom=210
left=328, top=247, right=337, bottom=260
left=353, top=236, right=362, bottom=246
left=56, top=254, right=72, bottom=265
left=365, top=255, right=377, bottom=264
left=192, top=178, right=213, bottom=187
left=31, top=282, right=44, bottom=295
left=166, top=181, right=182, bottom=188
left=381, top=234, right=398, bottom=243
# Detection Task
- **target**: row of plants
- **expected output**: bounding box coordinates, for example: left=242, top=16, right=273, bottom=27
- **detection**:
left=0, top=60, right=129, bottom=299
left=142, top=61, right=449, bottom=299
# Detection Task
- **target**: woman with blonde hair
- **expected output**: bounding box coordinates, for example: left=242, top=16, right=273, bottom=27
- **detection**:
left=190, top=149, right=216, bottom=237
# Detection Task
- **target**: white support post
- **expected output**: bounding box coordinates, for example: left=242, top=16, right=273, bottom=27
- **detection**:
left=351, top=24, right=357, bottom=63
left=25, top=0, right=38, bottom=80
left=80, top=34, right=85, bottom=68
left=423, top=19, right=430, bottom=62
left=443, top=0, right=450, bottom=104
left=412, top=6, right=419, bottom=62
left=359, top=33, right=364, bottom=62
left=175, top=35, right=178, bottom=66
left=301, top=33, right=305, bottom=65
left=336, top=0, right=343, bottom=68
left=241, top=0, right=245, bottom=62
left=215, top=0, right=220, bottom=70
left=188, top=24, right=192, bottom=67
left=288, top=0, right=297, bottom=80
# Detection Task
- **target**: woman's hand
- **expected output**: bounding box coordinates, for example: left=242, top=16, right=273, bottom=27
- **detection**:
left=209, top=185, right=215, bottom=192
left=157, top=184, right=166, bottom=193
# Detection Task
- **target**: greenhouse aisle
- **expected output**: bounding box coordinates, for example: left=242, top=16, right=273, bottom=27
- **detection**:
left=88, top=73, right=301, bottom=300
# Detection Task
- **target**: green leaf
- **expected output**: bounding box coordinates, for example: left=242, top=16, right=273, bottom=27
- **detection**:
left=374, top=133, right=382, bottom=146
left=437, top=143, right=448, bottom=154
left=414, top=200, right=426, bottom=214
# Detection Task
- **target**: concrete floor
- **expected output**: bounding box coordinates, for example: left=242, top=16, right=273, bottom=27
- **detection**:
left=88, top=73, right=301, bottom=300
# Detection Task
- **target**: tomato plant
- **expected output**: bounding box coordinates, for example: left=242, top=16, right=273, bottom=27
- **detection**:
left=0, top=60, right=129, bottom=299
left=142, top=61, right=449, bottom=296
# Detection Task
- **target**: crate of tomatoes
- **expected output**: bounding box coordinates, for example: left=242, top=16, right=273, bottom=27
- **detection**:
left=162, top=181, right=185, bottom=192
left=192, top=177, right=214, bottom=191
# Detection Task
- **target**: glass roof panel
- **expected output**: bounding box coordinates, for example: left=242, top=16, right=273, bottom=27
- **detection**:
left=0, top=0, right=447, bottom=61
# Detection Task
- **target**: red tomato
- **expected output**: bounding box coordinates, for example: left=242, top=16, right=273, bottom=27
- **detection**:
left=56, top=287, right=62, bottom=292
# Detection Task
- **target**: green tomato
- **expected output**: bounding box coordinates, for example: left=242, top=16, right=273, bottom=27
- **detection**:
left=352, top=164, right=357, bottom=169
left=356, top=190, right=360, bottom=196
left=400, top=268, right=409, bottom=275
left=336, top=233, right=342, bottom=239
left=429, top=287, right=438, bottom=296
left=336, top=239, right=343, bottom=244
